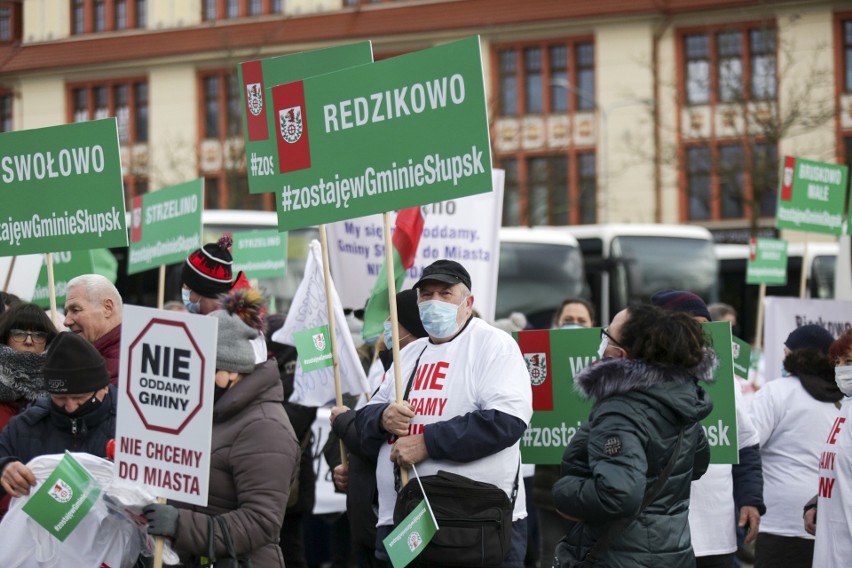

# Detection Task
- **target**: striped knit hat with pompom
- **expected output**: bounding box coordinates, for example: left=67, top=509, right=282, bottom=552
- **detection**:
left=182, top=235, right=234, bottom=298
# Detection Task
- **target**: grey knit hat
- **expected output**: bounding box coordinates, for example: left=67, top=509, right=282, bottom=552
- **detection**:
left=210, top=309, right=258, bottom=374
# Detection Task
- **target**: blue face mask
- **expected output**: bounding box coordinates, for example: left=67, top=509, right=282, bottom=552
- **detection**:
left=560, top=323, right=586, bottom=330
left=418, top=299, right=463, bottom=339
left=383, top=320, right=410, bottom=350
left=181, top=288, right=201, bottom=314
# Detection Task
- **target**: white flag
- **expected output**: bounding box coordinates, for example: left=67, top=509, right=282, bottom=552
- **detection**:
left=271, top=240, right=369, bottom=406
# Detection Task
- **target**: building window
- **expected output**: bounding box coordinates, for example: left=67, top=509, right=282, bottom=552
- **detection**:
left=67, top=79, right=148, bottom=144
left=0, top=7, right=10, bottom=41
left=686, top=146, right=711, bottom=220
left=203, top=0, right=285, bottom=20
left=719, top=144, right=744, bottom=219
left=0, top=93, right=12, bottom=132
left=70, top=0, right=144, bottom=34
left=272, top=0, right=284, bottom=12
left=199, top=70, right=272, bottom=210
left=494, top=38, right=597, bottom=225
left=683, top=25, right=776, bottom=105
left=248, top=0, right=262, bottom=16
left=203, top=0, right=216, bottom=21
left=845, top=21, right=852, bottom=92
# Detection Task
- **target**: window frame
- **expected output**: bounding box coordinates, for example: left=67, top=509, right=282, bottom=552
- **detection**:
left=70, top=0, right=145, bottom=35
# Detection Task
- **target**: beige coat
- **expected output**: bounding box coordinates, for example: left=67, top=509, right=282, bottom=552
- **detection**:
left=173, top=360, right=299, bottom=567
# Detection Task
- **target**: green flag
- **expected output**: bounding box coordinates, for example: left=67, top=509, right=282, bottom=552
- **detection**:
left=22, top=452, right=102, bottom=542
left=383, top=499, right=438, bottom=568
left=293, top=324, right=333, bottom=372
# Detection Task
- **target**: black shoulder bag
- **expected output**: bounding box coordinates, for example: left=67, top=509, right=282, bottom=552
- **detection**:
left=201, top=515, right=253, bottom=568
left=392, top=346, right=519, bottom=567
left=553, top=428, right=685, bottom=568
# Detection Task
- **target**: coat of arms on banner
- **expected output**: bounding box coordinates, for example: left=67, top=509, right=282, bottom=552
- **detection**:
left=524, top=353, right=547, bottom=386
left=312, top=332, right=326, bottom=351
left=247, top=83, right=263, bottom=117
left=407, top=531, right=423, bottom=552
left=48, top=479, right=73, bottom=503
left=280, top=106, right=303, bottom=144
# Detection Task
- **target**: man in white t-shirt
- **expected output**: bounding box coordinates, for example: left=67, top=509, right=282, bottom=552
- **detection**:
left=356, top=260, right=533, bottom=567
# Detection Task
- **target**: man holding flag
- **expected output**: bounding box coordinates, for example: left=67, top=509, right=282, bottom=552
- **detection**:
left=356, top=259, right=532, bottom=567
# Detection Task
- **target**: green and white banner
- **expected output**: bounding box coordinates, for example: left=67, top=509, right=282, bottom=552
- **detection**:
left=776, top=156, right=849, bottom=236
left=232, top=229, right=288, bottom=279
left=239, top=42, right=374, bottom=194
left=293, top=324, right=333, bottom=372
left=732, top=335, right=751, bottom=382
left=127, top=179, right=203, bottom=274
left=0, top=119, right=127, bottom=256
left=22, top=452, right=102, bottom=542
left=32, top=250, right=95, bottom=308
left=383, top=499, right=438, bottom=568
left=270, top=36, right=493, bottom=231
left=746, top=237, right=788, bottom=286
left=516, top=323, right=738, bottom=464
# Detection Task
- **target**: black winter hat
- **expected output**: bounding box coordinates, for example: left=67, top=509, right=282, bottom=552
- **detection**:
left=413, top=259, right=472, bottom=292
left=785, top=325, right=835, bottom=355
left=650, top=289, right=712, bottom=322
left=397, top=289, right=428, bottom=339
left=182, top=235, right=234, bottom=298
left=44, top=332, right=110, bottom=394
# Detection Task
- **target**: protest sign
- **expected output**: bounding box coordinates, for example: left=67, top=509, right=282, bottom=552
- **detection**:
left=0, top=253, right=43, bottom=301
left=383, top=499, right=438, bottom=568
left=31, top=250, right=94, bottom=308
left=732, top=335, right=752, bottom=382
left=310, top=407, right=347, bottom=515
left=23, top=452, right=101, bottom=542
left=127, top=179, right=203, bottom=274
left=232, top=229, right=288, bottom=279
left=516, top=324, right=738, bottom=464
left=746, top=237, right=788, bottom=285
left=271, top=36, right=493, bottom=231
left=293, top=324, right=333, bottom=372
left=115, top=305, right=217, bottom=505
left=763, top=296, right=852, bottom=383
left=776, top=156, right=849, bottom=236
left=327, top=170, right=503, bottom=322
left=239, top=42, right=373, bottom=194
left=0, top=119, right=127, bottom=256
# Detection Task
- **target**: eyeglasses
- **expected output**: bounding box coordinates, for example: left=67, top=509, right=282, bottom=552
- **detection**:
left=600, top=327, right=624, bottom=349
left=9, top=329, right=48, bottom=344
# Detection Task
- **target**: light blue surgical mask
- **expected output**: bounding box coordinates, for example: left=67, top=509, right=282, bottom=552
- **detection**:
left=181, top=288, right=201, bottom=314
left=560, top=323, right=586, bottom=330
left=418, top=299, right=464, bottom=339
left=383, top=320, right=410, bottom=350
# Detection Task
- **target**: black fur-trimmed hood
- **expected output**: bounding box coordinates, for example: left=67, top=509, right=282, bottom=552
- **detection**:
left=575, top=348, right=717, bottom=421
left=0, top=343, right=47, bottom=402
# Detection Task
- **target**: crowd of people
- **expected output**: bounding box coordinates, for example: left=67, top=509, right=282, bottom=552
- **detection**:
left=0, top=248, right=850, bottom=567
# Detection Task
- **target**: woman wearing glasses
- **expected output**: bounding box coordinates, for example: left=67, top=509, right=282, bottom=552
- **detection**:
left=552, top=304, right=713, bottom=567
left=0, top=302, right=57, bottom=520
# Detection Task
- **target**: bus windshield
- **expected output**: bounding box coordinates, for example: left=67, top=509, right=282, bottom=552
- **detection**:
left=496, top=241, right=587, bottom=329
left=611, top=236, right=718, bottom=303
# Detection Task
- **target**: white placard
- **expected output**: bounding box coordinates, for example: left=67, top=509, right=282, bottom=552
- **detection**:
left=311, top=406, right=347, bottom=515
left=0, top=254, right=43, bottom=301
left=327, top=170, right=504, bottom=323
left=114, top=305, right=218, bottom=506
left=763, top=296, right=852, bottom=383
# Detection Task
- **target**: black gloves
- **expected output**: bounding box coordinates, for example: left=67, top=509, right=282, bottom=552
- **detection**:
left=143, top=503, right=179, bottom=537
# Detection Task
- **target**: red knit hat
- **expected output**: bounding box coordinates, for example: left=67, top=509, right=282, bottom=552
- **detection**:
left=182, top=235, right=234, bottom=298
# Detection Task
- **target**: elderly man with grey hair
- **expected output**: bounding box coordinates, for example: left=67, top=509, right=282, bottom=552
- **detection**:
left=63, top=274, right=123, bottom=384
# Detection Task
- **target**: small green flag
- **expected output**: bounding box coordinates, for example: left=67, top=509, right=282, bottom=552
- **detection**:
left=293, top=324, right=334, bottom=372
left=383, top=499, right=439, bottom=568
left=732, top=335, right=752, bottom=382
left=22, top=452, right=102, bottom=542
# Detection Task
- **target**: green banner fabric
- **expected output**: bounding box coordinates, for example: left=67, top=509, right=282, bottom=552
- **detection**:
left=746, top=237, right=788, bottom=286
left=0, top=119, right=127, bottom=256
left=232, top=229, right=288, bottom=279
left=293, top=324, right=333, bottom=372
left=383, top=499, right=438, bottom=568
left=239, top=42, right=374, bottom=194
left=776, top=155, right=849, bottom=235
left=32, top=250, right=95, bottom=308
left=127, top=179, right=203, bottom=275
left=22, top=452, right=102, bottom=542
left=732, top=335, right=752, bottom=382
left=271, top=36, right=493, bottom=231
left=516, top=324, right=739, bottom=465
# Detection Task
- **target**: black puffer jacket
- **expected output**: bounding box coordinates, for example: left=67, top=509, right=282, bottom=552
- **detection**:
left=0, top=386, right=117, bottom=497
left=552, top=353, right=714, bottom=568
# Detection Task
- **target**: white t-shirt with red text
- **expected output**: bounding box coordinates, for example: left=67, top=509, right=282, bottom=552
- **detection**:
left=369, top=318, right=533, bottom=526
left=813, top=398, right=852, bottom=564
